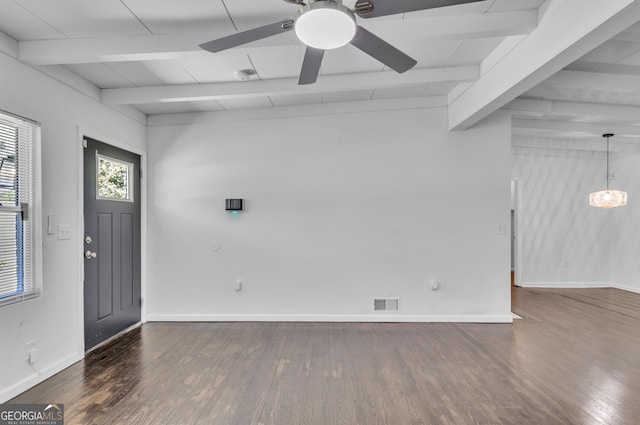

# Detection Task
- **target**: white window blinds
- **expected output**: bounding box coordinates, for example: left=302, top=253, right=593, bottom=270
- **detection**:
left=0, top=111, right=41, bottom=306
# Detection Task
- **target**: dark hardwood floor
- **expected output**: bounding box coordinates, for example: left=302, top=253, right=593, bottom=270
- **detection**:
left=11, top=287, right=640, bottom=424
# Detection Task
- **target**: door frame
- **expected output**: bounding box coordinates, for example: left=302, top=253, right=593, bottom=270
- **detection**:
left=76, top=126, right=147, bottom=355
left=511, top=179, right=522, bottom=287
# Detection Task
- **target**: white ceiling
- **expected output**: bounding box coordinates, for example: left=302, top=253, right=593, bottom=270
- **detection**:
left=1, top=0, right=640, bottom=142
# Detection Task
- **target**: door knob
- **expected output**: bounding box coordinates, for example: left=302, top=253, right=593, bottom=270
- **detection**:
left=85, top=250, right=97, bottom=259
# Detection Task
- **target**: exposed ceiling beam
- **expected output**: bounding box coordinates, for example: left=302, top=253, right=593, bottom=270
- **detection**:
left=37, top=65, right=101, bottom=101
left=19, top=10, right=537, bottom=65
left=502, top=98, right=552, bottom=117
left=0, top=31, right=17, bottom=58
left=504, top=98, right=640, bottom=122
left=101, top=66, right=478, bottom=105
left=448, top=0, right=640, bottom=131
left=538, top=70, right=640, bottom=93
left=148, top=96, right=449, bottom=126
left=513, top=118, right=640, bottom=138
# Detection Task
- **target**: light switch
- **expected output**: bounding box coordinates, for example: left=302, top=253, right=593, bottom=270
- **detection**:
left=57, top=225, right=71, bottom=240
left=497, top=224, right=505, bottom=235
left=47, top=215, right=55, bottom=235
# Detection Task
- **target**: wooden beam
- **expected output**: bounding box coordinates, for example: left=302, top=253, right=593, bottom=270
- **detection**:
left=101, top=65, right=478, bottom=105
left=448, top=0, right=640, bottom=130
left=19, top=10, right=537, bottom=65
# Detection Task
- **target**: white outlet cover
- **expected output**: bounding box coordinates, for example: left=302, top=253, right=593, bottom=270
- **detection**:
left=57, top=225, right=71, bottom=240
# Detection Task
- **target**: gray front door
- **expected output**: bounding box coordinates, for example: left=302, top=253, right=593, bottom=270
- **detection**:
left=83, top=137, right=141, bottom=351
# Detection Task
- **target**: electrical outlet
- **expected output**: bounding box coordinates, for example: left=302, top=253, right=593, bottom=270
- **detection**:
left=28, top=348, right=39, bottom=364
left=25, top=340, right=38, bottom=364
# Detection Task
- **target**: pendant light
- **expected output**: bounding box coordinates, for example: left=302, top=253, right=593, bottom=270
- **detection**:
left=589, top=133, right=627, bottom=208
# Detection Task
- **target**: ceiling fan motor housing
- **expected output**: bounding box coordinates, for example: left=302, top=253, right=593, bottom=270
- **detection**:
left=295, top=0, right=357, bottom=49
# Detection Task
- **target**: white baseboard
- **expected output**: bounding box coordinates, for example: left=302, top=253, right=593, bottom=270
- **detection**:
left=518, top=281, right=610, bottom=288
left=611, top=283, right=640, bottom=294
left=519, top=281, right=640, bottom=295
left=147, top=313, right=513, bottom=324
left=0, top=352, right=82, bottom=403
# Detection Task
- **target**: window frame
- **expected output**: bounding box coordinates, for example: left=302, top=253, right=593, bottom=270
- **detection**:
left=95, top=153, right=135, bottom=203
left=0, top=109, right=42, bottom=307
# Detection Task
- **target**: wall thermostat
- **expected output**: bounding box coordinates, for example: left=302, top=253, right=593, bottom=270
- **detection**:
left=225, top=199, right=243, bottom=211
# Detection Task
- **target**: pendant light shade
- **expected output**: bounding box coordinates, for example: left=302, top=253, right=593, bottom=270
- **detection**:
left=589, top=133, right=627, bottom=208
left=589, top=189, right=627, bottom=208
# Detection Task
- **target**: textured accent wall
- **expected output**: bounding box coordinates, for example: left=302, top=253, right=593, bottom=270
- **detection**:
left=512, top=140, right=612, bottom=286
left=513, top=137, right=640, bottom=290
left=610, top=153, right=640, bottom=292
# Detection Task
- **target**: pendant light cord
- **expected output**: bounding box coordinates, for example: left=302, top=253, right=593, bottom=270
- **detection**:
left=606, top=135, right=610, bottom=189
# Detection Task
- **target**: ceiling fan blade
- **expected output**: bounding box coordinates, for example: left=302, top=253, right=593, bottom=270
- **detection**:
left=349, top=26, right=417, bottom=73
left=298, top=47, right=325, bottom=85
left=354, top=0, right=484, bottom=18
left=199, top=19, right=294, bottom=53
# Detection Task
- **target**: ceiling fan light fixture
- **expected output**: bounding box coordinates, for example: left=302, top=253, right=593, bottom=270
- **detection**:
left=295, top=1, right=356, bottom=50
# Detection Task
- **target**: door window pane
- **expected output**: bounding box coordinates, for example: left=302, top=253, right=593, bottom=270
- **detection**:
left=97, top=154, right=134, bottom=201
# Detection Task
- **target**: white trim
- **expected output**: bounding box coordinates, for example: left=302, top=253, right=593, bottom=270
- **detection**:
left=518, top=281, right=610, bottom=288
left=0, top=351, right=81, bottom=403
left=519, top=282, right=640, bottom=294
left=76, top=128, right=84, bottom=356
left=147, top=314, right=513, bottom=323
left=147, top=96, right=448, bottom=127
left=611, top=283, right=640, bottom=294
left=511, top=178, right=521, bottom=289
left=33, top=125, right=43, bottom=304
left=0, top=117, right=43, bottom=307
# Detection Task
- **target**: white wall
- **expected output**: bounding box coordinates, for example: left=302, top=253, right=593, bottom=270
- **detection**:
left=147, top=105, right=512, bottom=322
left=0, top=52, right=146, bottom=402
left=610, top=152, right=640, bottom=293
left=512, top=137, right=639, bottom=289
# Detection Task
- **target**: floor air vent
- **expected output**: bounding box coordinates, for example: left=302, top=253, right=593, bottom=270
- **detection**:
left=373, top=298, right=399, bottom=312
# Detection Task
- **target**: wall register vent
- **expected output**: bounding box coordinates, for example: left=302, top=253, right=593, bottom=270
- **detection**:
left=373, top=298, right=399, bottom=312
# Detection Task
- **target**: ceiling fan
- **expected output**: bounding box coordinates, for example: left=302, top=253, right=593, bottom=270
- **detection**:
left=199, top=0, right=484, bottom=85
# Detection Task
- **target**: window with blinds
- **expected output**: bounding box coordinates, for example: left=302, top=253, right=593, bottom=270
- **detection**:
left=0, top=111, right=41, bottom=306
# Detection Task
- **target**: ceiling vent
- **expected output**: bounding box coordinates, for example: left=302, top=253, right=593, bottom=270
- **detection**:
left=373, top=298, right=399, bottom=312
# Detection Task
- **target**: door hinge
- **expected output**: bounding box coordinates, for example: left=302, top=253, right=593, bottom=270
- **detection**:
left=139, top=298, right=143, bottom=307
left=82, top=138, right=88, bottom=148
